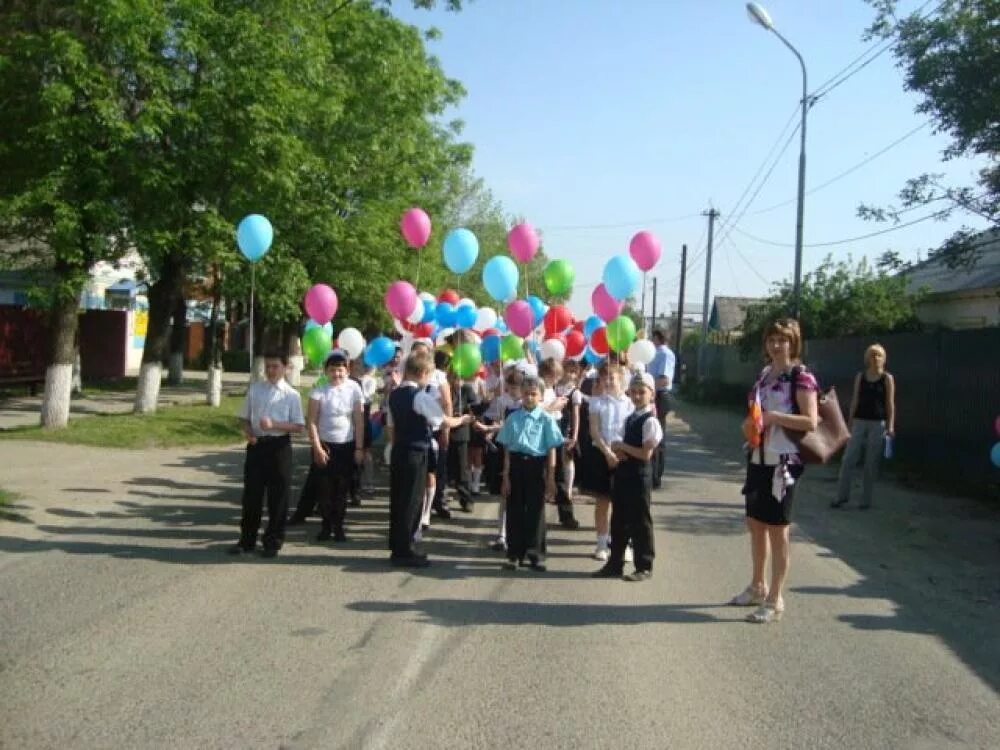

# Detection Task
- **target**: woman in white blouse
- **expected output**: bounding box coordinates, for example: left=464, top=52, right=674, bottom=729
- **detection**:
left=308, top=350, right=365, bottom=542
left=587, top=363, right=634, bottom=561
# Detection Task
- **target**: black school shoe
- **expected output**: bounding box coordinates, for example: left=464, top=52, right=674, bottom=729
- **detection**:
left=227, top=543, right=254, bottom=556
left=527, top=558, right=547, bottom=572
left=591, top=564, right=624, bottom=578
left=624, top=569, right=652, bottom=582
left=391, top=554, right=430, bottom=568
left=315, top=528, right=332, bottom=542
left=260, top=548, right=279, bottom=559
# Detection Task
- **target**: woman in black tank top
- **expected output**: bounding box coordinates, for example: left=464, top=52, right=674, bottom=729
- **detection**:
left=833, top=344, right=896, bottom=510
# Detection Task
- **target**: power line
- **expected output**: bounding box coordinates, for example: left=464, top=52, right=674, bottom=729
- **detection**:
left=723, top=235, right=770, bottom=286
left=747, top=121, right=931, bottom=216
left=731, top=209, right=949, bottom=248
left=544, top=211, right=702, bottom=233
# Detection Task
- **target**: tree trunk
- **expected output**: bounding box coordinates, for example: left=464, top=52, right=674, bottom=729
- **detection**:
left=40, top=292, right=80, bottom=428
left=135, top=253, right=185, bottom=413
left=206, top=264, right=222, bottom=369
left=206, top=365, right=222, bottom=407
left=167, top=293, right=187, bottom=385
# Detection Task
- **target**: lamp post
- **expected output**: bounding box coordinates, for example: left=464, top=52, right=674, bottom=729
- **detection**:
left=746, top=2, right=808, bottom=317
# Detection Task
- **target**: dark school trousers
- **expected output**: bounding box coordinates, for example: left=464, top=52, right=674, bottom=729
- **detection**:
left=291, top=461, right=322, bottom=519
left=506, top=452, right=547, bottom=563
left=609, top=461, right=655, bottom=572
left=240, top=436, right=292, bottom=551
left=317, top=442, right=353, bottom=533
left=553, top=448, right=575, bottom=517
left=431, top=430, right=451, bottom=510
left=389, top=445, right=429, bottom=558
left=445, top=438, right=473, bottom=508
left=653, top=390, right=673, bottom=488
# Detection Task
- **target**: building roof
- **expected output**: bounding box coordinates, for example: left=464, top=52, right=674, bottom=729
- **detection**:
left=904, top=229, right=1000, bottom=296
left=709, top=296, right=766, bottom=331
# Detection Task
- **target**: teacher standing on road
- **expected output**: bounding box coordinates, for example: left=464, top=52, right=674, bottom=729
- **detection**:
left=731, top=319, right=818, bottom=624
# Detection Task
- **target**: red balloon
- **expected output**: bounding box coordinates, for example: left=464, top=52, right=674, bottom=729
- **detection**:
left=438, top=289, right=460, bottom=304
left=543, top=304, right=573, bottom=337
left=481, top=327, right=501, bottom=339
left=591, top=327, right=609, bottom=355
left=413, top=322, right=434, bottom=338
left=565, top=329, right=586, bottom=357
left=572, top=320, right=585, bottom=333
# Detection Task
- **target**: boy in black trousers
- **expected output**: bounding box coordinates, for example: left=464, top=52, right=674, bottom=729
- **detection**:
left=387, top=351, right=471, bottom=568
left=592, top=372, right=663, bottom=581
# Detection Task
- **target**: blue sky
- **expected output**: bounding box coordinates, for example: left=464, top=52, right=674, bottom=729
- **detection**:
left=392, top=0, right=988, bottom=318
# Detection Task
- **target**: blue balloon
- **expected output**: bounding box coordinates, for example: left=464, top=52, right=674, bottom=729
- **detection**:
left=370, top=418, right=383, bottom=442
left=527, top=339, right=542, bottom=361
left=455, top=303, right=477, bottom=329
left=583, top=315, right=604, bottom=338
left=602, top=254, right=641, bottom=300
left=236, top=214, right=273, bottom=262
left=421, top=299, right=436, bottom=324
left=494, top=318, right=509, bottom=334
left=992, top=442, right=1000, bottom=469
left=443, top=228, right=480, bottom=274
left=304, top=319, right=333, bottom=337
left=584, top=346, right=605, bottom=365
left=481, top=334, right=501, bottom=363
left=364, top=336, right=396, bottom=368
left=526, top=295, right=546, bottom=327
left=482, top=256, right=519, bottom=303
left=435, top=301, right=457, bottom=327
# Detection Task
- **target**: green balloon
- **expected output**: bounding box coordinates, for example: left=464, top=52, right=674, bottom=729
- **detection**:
left=607, top=315, right=637, bottom=353
left=543, top=259, right=575, bottom=297
left=500, top=334, right=524, bottom=361
left=450, top=342, right=482, bottom=378
left=302, top=327, right=333, bottom=367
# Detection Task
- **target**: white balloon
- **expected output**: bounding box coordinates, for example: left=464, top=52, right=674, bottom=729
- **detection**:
left=540, top=338, right=566, bottom=362
left=406, top=298, right=425, bottom=324
left=400, top=332, right=415, bottom=357
left=418, top=291, right=436, bottom=304
left=459, top=297, right=476, bottom=310
left=339, top=327, right=366, bottom=359
left=393, top=318, right=409, bottom=336
left=628, top=339, right=656, bottom=365
left=475, top=306, right=498, bottom=331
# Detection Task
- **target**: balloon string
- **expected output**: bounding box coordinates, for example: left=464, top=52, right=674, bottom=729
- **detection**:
left=249, top=263, right=255, bottom=377
left=415, top=251, right=422, bottom=290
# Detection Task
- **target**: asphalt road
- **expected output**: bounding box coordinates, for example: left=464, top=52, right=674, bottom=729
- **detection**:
left=1, top=412, right=997, bottom=749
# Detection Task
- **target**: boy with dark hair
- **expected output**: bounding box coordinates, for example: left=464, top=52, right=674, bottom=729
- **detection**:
left=230, top=352, right=305, bottom=558
left=593, top=372, right=663, bottom=581
left=387, top=351, right=471, bottom=567
left=497, top=375, right=564, bottom=572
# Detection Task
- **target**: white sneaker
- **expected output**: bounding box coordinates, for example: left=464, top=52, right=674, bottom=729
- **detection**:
left=413, top=529, right=423, bottom=543
left=623, top=545, right=634, bottom=564
left=593, top=544, right=610, bottom=562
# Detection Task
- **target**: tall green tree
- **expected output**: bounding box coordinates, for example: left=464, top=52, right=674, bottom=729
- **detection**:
left=0, top=2, right=160, bottom=426
left=861, top=0, right=999, bottom=266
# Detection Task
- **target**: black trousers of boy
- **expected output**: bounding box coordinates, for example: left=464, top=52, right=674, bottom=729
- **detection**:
left=289, top=461, right=322, bottom=521
left=317, top=441, right=353, bottom=535
left=389, top=446, right=429, bottom=558
left=653, top=390, right=673, bottom=488
left=240, top=436, right=292, bottom=551
left=431, top=430, right=451, bottom=513
left=506, top=453, right=547, bottom=563
left=552, top=448, right=578, bottom=527
left=609, top=461, right=655, bottom=572
left=445, top=438, right=473, bottom=510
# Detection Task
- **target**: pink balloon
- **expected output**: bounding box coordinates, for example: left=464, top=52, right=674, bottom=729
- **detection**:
left=507, top=223, right=539, bottom=263
left=629, top=230, right=661, bottom=272
left=400, top=207, right=432, bottom=249
left=505, top=300, right=535, bottom=337
left=304, top=283, right=338, bottom=324
left=592, top=283, right=624, bottom=322
left=385, top=281, right=418, bottom=320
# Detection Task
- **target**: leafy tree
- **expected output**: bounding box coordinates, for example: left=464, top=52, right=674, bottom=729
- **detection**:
left=740, top=255, right=924, bottom=359
left=860, top=0, right=999, bottom=266
left=0, top=2, right=160, bottom=426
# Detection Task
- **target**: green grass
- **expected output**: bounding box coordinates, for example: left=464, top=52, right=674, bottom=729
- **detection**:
left=0, top=488, right=13, bottom=506
left=0, top=395, right=248, bottom=449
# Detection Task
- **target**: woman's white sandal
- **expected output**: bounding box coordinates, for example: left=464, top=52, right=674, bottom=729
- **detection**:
left=729, top=585, right=768, bottom=606
left=746, top=601, right=784, bottom=624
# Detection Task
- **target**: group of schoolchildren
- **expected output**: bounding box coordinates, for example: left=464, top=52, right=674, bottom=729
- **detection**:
left=232, top=332, right=673, bottom=582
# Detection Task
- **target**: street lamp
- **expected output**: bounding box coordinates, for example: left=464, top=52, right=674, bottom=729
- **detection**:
left=746, top=2, right=808, bottom=317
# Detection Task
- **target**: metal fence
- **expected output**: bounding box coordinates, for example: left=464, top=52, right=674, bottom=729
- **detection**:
left=697, top=328, right=1000, bottom=487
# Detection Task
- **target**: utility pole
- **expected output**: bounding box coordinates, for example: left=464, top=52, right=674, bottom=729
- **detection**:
left=698, top=209, right=720, bottom=379
left=650, top=276, right=657, bottom=334
left=674, top=243, right=687, bottom=384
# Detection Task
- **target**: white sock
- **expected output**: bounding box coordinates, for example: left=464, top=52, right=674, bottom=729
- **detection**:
left=564, top=461, right=575, bottom=499
left=471, top=467, right=482, bottom=491
left=421, top=487, right=433, bottom=527
left=497, top=509, right=506, bottom=538
left=597, top=534, right=610, bottom=548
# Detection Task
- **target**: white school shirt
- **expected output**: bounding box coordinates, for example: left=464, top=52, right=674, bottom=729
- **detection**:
left=359, top=374, right=377, bottom=404
left=630, top=405, right=664, bottom=445
left=589, top=393, right=634, bottom=444
left=239, top=379, right=305, bottom=438
left=484, top=392, right=519, bottom=421
left=310, top=379, right=364, bottom=443
left=385, top=380, right=446, bottom=432
left=555, top=382, right=583, bottom=407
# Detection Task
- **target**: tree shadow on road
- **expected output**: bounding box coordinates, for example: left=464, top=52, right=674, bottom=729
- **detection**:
left=675, top=397, right=1000, bottom=693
